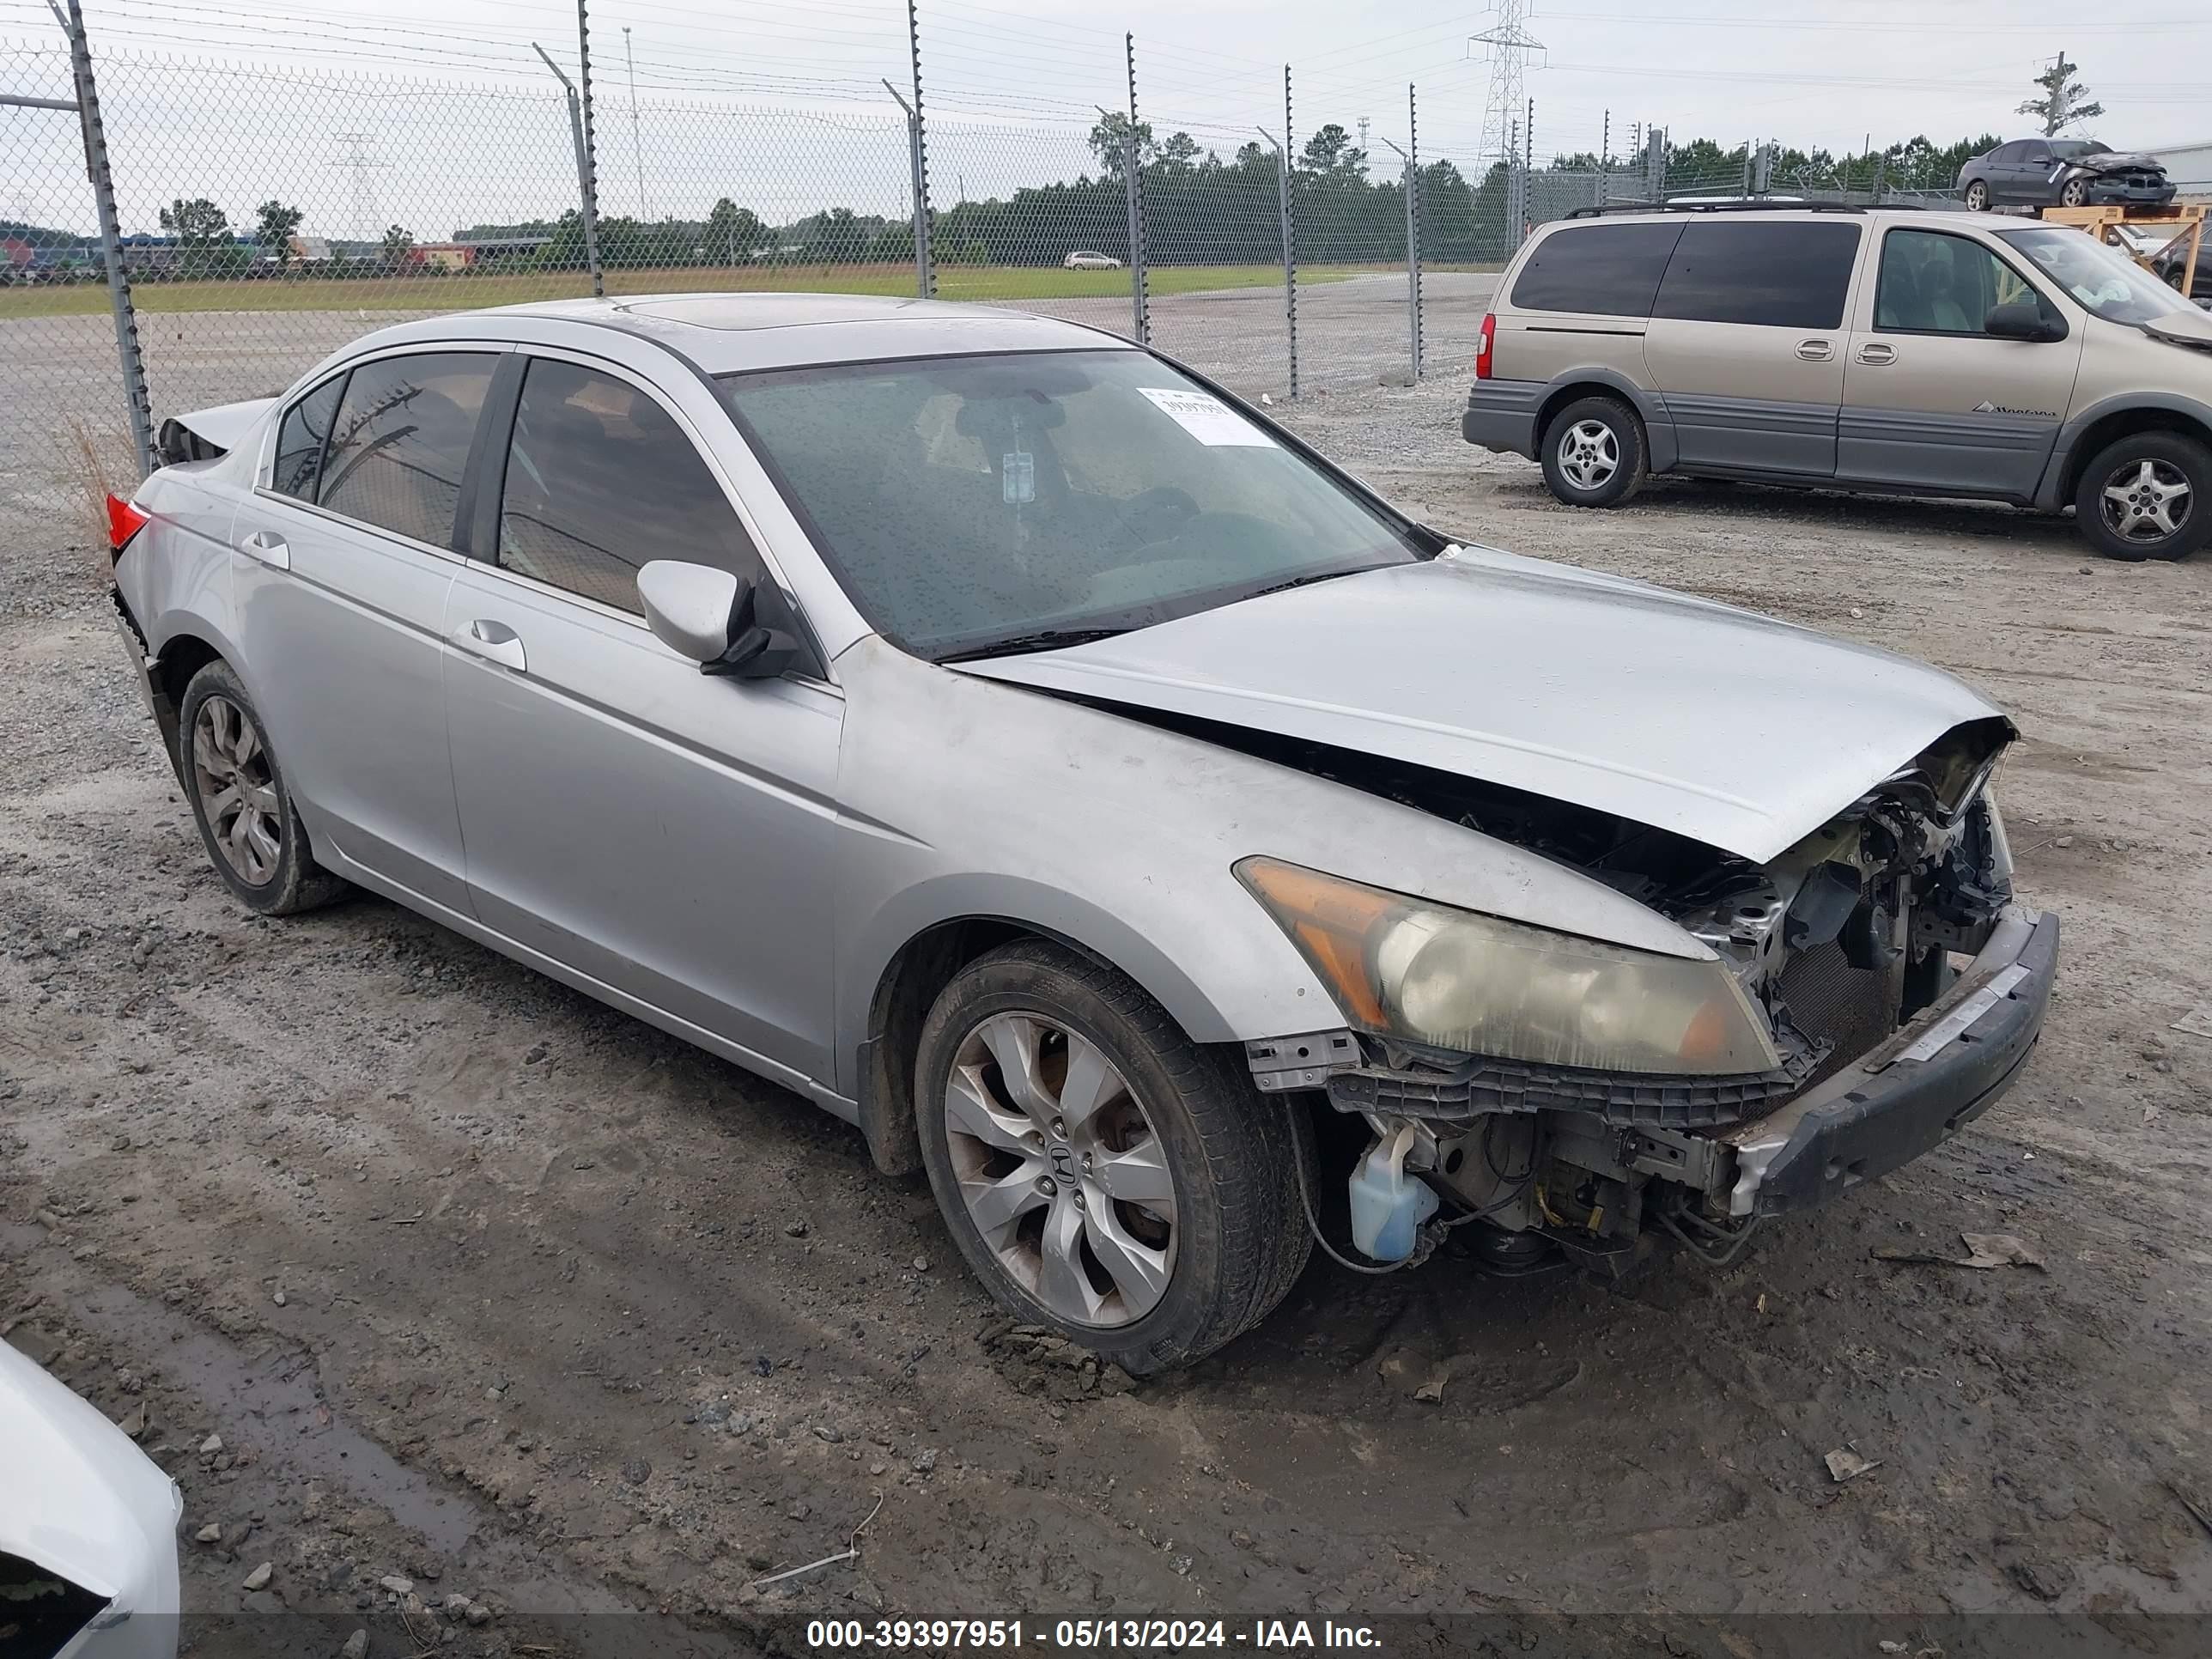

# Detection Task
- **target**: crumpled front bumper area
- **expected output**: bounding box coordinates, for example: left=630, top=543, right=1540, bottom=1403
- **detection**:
left=1723, top=904, right=2057, bottom=1216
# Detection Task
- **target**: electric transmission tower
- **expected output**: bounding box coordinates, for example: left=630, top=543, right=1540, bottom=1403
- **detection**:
left=331, top=132, right=387, bottom=244
left=1470, top=2, right=1544, bottom=175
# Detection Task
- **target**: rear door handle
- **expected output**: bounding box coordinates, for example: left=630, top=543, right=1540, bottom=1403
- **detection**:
left=1856, top=343, right=1896, bottom=366
left=238, top=529, right=289, bottom=570
left=1795, top=338, right=1834, bottom=362
left=453, top=618, right=526, bottom=672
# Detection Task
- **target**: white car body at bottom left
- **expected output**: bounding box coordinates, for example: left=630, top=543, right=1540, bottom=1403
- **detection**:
left=1, top=1340, right=181, bottom=1659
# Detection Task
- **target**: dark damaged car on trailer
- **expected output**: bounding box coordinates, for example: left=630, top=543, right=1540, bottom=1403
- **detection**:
left=105, top=298, right=2056, bottom=1373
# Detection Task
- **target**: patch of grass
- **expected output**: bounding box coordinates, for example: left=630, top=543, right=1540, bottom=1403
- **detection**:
left=0, top=262, right=1370, bottom=320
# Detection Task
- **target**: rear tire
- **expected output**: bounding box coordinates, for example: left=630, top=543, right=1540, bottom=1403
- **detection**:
left=177, top=659, right=349, bottom=915
left=1540, top=395, right=1647, bottom=508
left=1963, top=179, right=1990, bottom=211
left=915, top=939, right=1309, bottom=1375
left=2073, top=432, right=2211, bottom=563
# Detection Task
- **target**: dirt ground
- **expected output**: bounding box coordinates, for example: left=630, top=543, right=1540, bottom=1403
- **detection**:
left=4, top=383, right=2211, bottom=1657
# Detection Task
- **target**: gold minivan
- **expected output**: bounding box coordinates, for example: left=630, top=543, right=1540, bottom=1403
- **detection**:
left=1462, top=203, right=2212, bottom=561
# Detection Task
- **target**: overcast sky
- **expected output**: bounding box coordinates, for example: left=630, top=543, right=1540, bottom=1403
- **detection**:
left=5, top=1, right=2210, bottom=235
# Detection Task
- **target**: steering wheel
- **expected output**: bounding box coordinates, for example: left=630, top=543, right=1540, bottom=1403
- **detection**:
left=1123, top=485, right=1200, bottom=544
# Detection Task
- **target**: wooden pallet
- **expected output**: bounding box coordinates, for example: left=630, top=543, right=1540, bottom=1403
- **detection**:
left=2039, top=202, right=2207, bottom=298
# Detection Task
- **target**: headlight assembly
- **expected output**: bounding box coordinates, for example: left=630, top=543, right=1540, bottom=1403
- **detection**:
left=1236, top=856, right=1781, bottom=1076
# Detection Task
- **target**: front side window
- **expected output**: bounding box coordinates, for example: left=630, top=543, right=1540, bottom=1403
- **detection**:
left=1998, top=225, right=2196, bottom=325
left=1875, top=229, right=2048, bottom=334
left=495, top=358, right=760, bottom=615
left=1509, top=222, right=1685, bottom=317
left=272, top=374, right=343, bottom=500
left=1651, top=220, right=1863, bottom=330
left=318, top=352, right=495, bottom=549
left=721, top=349, right=1424, bottom=660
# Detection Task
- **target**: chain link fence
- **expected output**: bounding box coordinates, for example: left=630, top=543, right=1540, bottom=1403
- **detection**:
left=6, top=13, right=1984, bottom=530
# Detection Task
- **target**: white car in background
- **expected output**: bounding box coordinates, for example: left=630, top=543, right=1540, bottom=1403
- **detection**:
left=1062, top=250, right=1123, bottom=270
left=1, top=1340, right=181, bottom=1658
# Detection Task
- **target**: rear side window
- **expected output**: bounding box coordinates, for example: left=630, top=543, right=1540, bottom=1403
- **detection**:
left=272, top=374, right=343, bottom=500
left=1510, top=222, right=1685, bottom=316
left=318, top=352, right=495, bottom=549
left=495, top=358, right=759, bottom=615
left=1652, top=220, right=1863, bottom=330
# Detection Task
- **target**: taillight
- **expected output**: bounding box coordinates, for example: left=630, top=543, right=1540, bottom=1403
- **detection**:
left=106, top=493, right=150, bottom=562
left=1475, top=312, right=1496, bottom=380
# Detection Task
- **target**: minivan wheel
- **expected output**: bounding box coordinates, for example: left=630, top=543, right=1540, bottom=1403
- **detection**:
left=915, top=939, right=1310, bottom=1375
left=1540, top=395, right=1646, bottom=508
left=177, top=659, right=349, bottom=915
left=2075, top=433, right=2211, bottom=562
left=1963, top=179, right=1990, bottom=211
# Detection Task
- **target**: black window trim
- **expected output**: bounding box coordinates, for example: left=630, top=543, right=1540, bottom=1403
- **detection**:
left=256, top=342, right=507, bottom=562
left=469, top=342, right=832, bottom=683
left=1869, top=225, right=2069, bottom=342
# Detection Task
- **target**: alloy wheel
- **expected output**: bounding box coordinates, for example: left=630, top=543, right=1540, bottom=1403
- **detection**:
left=2100, top=458, right=2192, bottom=547
left=940, top=1011, right=1176, bottom=1328
left=1559, top=418, right=1620, bottom=491
left=191, top=695, right=283, bottom=885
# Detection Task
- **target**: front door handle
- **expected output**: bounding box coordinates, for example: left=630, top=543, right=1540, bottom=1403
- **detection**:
left=453, top=618, right=526, bottom=672
left=1856, top=342, right=1897, bottom=366
left=238, top=529, right=289, bottom=570
left=1795, top=338, right=1834, bottom=362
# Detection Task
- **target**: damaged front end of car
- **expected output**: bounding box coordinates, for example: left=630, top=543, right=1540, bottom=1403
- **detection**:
left=1239, top=717, right=2058, bottom=1278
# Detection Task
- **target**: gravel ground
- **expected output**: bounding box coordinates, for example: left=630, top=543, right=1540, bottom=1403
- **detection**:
left=4, top=368, right=2211, bottom=1656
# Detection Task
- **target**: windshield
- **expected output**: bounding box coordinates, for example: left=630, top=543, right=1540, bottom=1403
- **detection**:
left=2049, top=140, right=2109, bottom=160
left=720, top=350, right=1423, bottom=659
left=1996, top=226, right=2195, bottom=325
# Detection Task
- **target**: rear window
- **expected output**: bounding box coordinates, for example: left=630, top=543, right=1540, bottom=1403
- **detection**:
left=272, top=374, right=343, bottom=501
left=1652, top=220, right=1863, bottom=330
left=318, top=352, right=495, bottom=550
left=1509, top=221, right=1685, bottom=317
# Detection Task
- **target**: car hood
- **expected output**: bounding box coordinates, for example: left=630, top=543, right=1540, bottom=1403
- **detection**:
left=0, top=1339, right=181, bottom=1601
left=2071, top=151, right=2163, bottom=173
left=954, top=548, right=2007, bottom=864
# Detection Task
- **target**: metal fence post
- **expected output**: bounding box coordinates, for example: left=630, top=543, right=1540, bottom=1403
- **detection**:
left=56, top=0, right=154, bottom=477
left=905, top=0, right=934, bottom=298
left=1380, top=125, right=1419, bottom=381
left=1122, top=34, right=1148, bottom=345
left=573, top=0, right=605, bottom=296
left=534, top=46, right=602, bottom=298
left=1281, top=65, right=1297, bottom=400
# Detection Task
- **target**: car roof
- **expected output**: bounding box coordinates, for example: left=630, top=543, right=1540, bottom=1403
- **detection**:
left=348, top=292, right=1135, bottom=377
left=1540, top=205, right=1993, bottom=233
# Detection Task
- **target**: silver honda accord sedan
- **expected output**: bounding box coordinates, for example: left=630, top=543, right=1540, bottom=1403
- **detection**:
left=108, top=295, right=2057, bottom=1371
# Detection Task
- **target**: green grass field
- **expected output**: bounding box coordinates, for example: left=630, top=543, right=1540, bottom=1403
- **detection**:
left=0, top=261, right=1371, bottom=320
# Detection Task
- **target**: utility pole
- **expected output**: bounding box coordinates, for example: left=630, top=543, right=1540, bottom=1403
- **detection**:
left=623, top=25, right=647, bottom=219
left=1470, top=0, right=1543, bottom=207
left=1598, top=108, right=1609, bottom=205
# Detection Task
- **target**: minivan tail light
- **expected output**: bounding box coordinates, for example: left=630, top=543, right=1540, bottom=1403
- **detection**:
left=1475, top=312, right=1495, bottom=380
left=106, top=493, right=150, bottom=562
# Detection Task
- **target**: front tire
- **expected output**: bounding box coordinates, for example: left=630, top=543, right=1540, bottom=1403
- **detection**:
left=915, top=940, right=1309, bottom=1375
left=1964, top=179, right=1990, bottom=211
left=2074, top=432, right=2211, bottom=562
left=1540, top=394, right=1647, bottom=508
left=177, top=659, right=349, bottom=915
left=2058, top=177, right=2089, bottom=209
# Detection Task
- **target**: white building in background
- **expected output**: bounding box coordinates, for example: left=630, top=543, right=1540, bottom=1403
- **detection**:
left=2149, top=141, right=2212, bottom=197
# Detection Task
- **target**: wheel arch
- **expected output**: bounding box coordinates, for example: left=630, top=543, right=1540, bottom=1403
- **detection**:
left=848, top=890, right=1255, bottom=1179
left=2047, top=398, right=2212, bottom=508
left=1536, top=373, right=1671, bottom=471
left=143, top=625, right=232, bottom=787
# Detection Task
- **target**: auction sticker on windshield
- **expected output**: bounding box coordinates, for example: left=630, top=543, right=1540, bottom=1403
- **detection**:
left=1136, top=386, right=1275, bottom=447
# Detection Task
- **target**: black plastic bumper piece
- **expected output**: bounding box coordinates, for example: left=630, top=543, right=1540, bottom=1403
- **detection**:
left=1327, top=1041, right=1818, bottom=1130
left=1733, top=911, right=2058, bottom=1216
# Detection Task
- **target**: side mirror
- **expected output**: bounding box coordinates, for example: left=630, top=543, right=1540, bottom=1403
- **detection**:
left=639, top=560, right=741, bottom=663
left=1985, top=301, right=2065, bottom=343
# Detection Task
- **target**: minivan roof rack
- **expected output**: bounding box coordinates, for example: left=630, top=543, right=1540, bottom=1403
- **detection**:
left=1563, top=198, right=1929, bottom=219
